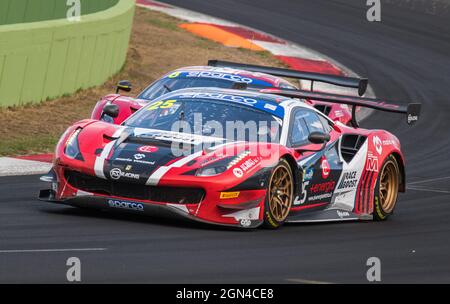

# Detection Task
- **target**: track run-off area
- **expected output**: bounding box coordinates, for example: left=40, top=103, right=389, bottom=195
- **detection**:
left=1, top=0, right=449, bottom=283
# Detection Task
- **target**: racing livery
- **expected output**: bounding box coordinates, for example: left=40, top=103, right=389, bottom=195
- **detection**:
left=91, top=61, right=369, bottom=126
left=40, top=87, right=420, bottom=229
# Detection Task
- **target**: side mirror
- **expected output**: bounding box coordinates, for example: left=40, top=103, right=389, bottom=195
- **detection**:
left=308, top=132, right=330, bottom=144
left=116, top=80, right=132, bottom=94
left=102, top=104, right=120, bottom=118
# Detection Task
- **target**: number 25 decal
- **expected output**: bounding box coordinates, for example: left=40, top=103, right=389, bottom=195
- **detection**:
left=294, top=180, right=309, bottom=205
left=147, top=99, right=177, bottom=111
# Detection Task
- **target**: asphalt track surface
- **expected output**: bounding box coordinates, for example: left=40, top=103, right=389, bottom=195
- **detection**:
left=1, top=1, right=450, bottom=283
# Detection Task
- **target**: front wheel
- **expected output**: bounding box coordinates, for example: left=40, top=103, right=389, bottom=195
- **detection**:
left=263, top=159, right=294, bottom=229
left=373, top=155, right=400, bottom=221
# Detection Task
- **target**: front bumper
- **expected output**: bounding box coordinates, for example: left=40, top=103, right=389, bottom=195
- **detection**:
left=39, top=168, right=265, bottom=229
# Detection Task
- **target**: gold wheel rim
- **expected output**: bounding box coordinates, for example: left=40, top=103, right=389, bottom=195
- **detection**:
left=379, top=160, right=399, bottom=213
left=268, top=165, right=293, bottom=222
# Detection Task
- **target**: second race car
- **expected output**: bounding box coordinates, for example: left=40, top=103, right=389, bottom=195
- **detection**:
left=91, top=60, right=368, bottom=126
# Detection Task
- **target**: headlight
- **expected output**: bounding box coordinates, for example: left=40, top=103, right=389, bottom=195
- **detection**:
left=64, top=128, right=84, bottom=160
left=196, top=165, right=227, bottom=177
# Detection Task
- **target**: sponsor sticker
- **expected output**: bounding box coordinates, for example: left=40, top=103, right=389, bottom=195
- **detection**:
left=366, top=154, right=379, bottom=172
left=109, top=168, right=139, bottom=180
left=107, top=199, right=144, bottom=212
left=373, top=136, right=382, bottom=155
left=310, top=181, right=336, bottom=194
left=230, top=156, right=262, bottom=178
left=337, top=210, right=350, bottom=218
left=233, top=168, right=244, bottom=178
left=308, top=192, right=332, bottom=202
left=240, top=219, right=252, bottom=227
left=186, top=71, right=254, bottom=83
left=138, top=146, right=159, bottom=153
left=337, top=171, right=358, bottom=190
left=134, top=153, right=145, bottom=160
left=321, top=158, right=330, bottom=179
left=303, top=168, right=314, bottom=181
left=220, top=192, right=240, bottom=199
left=408, top=114, right=418, bottom=124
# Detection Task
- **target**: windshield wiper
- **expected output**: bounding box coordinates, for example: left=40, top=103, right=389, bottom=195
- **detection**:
left=163, top=84, right=172, bottom=92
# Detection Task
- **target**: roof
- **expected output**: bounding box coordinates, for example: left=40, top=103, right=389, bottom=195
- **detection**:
left=162, top=66, right=296, bottom=89
left=155, top=87, right=296, bottom=118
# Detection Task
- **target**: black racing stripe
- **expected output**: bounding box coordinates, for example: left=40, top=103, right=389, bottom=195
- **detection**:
left=356, top=169, right=367, bottom=213
left=364, top=171, right=372, bottom=214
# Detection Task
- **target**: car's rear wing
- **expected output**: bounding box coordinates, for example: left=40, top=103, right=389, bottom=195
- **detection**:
left=260, top=88, right=421, bottom=127
left=208, top=59, right=369, bottom=96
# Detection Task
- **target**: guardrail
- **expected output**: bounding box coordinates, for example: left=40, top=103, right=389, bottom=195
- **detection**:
left=0, top=0, right=135, bottom=107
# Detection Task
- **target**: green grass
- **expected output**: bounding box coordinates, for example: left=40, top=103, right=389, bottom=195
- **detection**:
left=0, top=135, right=59, bottom=156
left=144, top=15, right=180, bottom=31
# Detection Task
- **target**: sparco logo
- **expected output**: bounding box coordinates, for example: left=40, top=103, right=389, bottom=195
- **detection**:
left=109, top=168, right=139, bottom=180
left=108, top=200, right=144, bottom=212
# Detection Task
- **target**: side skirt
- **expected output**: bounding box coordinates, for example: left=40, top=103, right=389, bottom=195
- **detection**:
left=286, top=208, right=373, bottom=223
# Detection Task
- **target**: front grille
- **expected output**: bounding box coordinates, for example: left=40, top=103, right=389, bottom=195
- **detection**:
left=65, top=170, right=205, bottom=204
left=314, top=104, right=332, bottom=116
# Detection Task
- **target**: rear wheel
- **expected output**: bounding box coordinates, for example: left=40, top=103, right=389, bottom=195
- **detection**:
left=373, top=155, right=400, bottom=221
left=263, top=159, right=294, bottom=229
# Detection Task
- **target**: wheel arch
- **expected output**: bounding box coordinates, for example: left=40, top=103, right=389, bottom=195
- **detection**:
left=390, top=152, right=406, bottom=193
left=280, top=153, right=301, bottom=197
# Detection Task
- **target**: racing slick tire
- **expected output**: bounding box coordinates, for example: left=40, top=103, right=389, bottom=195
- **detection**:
left=263, top=159, right=294, bottom=229
left=373, top=154, right=400, bottom=221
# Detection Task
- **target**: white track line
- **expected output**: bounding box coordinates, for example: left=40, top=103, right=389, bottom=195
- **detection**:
left=286, top=278, right=333, bottom=284
left=0, top=248, right=107, bottom=254
left=408, top=176, right=450, bottom=185
left=406, top=187, right=450, bottom=194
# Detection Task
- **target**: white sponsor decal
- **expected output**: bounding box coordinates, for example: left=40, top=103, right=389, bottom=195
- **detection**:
left=337, top=210, right=350, bottom=218
left=366, top=154, right=379, bottom=172
left=308, top=192, right=332, bottom=202
left=186, top=71, right=253, bottom=83
left=264, top=104, right=277, bottom=111
left=134, top=153, right=145, bottom=160
left=176, top=92, right=258, bottom=106
left=240, top=219, right=252, bottom=227
left=107, top=199, right=144, bottom=212
left=233, top=167, right=244, bottom=178
left=337, top=171, right=358, bottom=190
left=373, top=136, right=382, bottom=155
left=116, top=157, right=155, bottom=166
left=109, top=168, right=139, bottom=180
left=408, top=114, right=418, bottom=124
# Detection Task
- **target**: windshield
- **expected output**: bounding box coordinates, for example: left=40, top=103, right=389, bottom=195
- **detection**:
left=124, top=98, right=281, bottom=143
left=137, top=77, right=275, bottom=101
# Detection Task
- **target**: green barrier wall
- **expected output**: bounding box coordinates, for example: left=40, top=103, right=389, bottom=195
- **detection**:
left=0, top=0, right=120, bottom=25
left=0, top=0, right=135, bottom=107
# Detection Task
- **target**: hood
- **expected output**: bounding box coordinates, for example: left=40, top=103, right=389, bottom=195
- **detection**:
left=102, top=127, right=227, bottom=184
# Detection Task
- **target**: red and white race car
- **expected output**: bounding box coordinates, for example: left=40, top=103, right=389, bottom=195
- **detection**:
left=39, top=85, right=420, bottom=229
left=91, top=60, right=369, bottom=126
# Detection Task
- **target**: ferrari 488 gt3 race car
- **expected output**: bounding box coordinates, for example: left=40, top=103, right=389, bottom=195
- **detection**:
left=39, top=85, right=420, bottom=229
left=91, top=60, right=369, bottom=126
